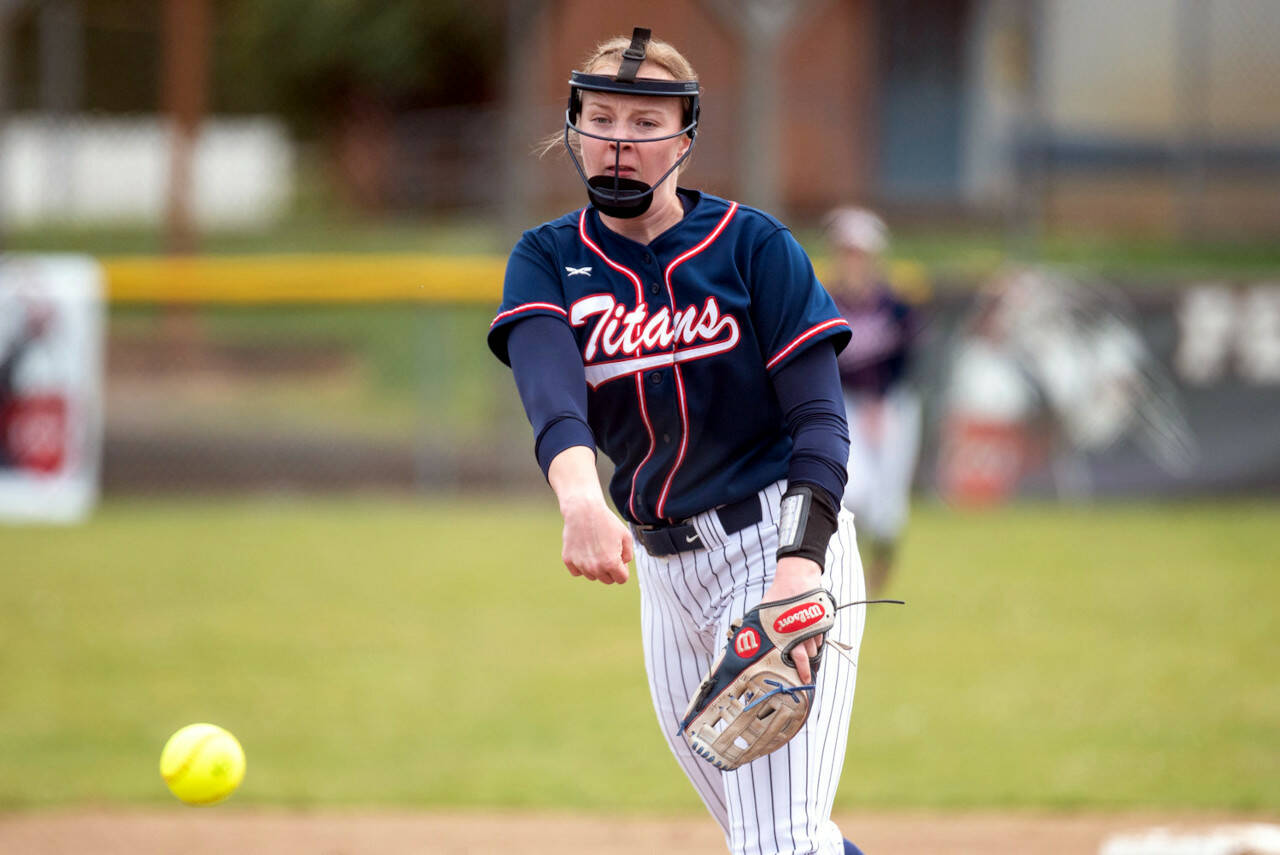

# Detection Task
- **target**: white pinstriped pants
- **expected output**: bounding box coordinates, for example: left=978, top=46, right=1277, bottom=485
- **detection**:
left=634, top=479, right=867, bottom=855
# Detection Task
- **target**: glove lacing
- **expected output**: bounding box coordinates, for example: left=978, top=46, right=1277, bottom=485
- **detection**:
left=743, top=678, right=816, bottom=712
left=822, top=598, right=906, bottom=667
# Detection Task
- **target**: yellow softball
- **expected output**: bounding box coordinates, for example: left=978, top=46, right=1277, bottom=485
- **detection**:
left=159, top=723, right=246, bottom=805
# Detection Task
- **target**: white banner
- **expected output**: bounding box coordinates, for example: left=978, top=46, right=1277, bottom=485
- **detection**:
left=0, top=255, right=104, bottom=523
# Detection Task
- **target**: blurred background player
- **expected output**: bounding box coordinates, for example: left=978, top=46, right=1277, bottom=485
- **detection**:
left=823, top=208, right=922, bottom=596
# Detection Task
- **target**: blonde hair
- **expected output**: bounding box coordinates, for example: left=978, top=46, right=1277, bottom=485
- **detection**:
left=536, top=34, right=700, bottom=160
left=582, top=34, right=698, bottom=85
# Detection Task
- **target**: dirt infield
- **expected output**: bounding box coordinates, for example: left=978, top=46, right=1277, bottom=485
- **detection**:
left=1, top=809, right=1273, bottom=854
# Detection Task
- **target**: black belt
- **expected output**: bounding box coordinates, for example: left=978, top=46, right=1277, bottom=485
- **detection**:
left=633, top=492, right=763, bottom=556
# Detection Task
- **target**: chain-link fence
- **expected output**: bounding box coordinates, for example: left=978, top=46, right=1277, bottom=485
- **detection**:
left=85, top=277, right=1280, bottom=501
left=100, top=302, right=542, bottom=495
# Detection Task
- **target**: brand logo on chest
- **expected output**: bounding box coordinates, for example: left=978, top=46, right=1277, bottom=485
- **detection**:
left=569, top=293, right=741, bottom=388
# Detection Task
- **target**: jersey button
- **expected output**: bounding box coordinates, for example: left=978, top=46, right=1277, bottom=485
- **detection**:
left=649, top=283, right=661, bottom=295
left=662, top=433, right=671, bottom=443
left=643, top=252, right=655, bottom=265
left=649, top=371, right=662, bottom=386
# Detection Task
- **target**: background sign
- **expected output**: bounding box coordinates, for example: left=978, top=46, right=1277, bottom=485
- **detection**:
left=0, top=255, right=105, bottom=523
left=918, top=271, right=1280, bottom=502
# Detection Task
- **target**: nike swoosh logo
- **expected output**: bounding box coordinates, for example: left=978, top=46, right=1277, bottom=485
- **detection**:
left=685, top=534, right=700, bottom=543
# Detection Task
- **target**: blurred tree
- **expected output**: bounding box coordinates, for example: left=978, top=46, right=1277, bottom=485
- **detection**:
left=226, top=0, right=503, bottom=212
left=5, top=0, right=503, bottom=121
left=226, top=0, right=503, bottom=136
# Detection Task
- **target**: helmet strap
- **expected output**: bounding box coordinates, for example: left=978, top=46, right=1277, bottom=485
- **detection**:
left=615, top=27, right=651, bottom=83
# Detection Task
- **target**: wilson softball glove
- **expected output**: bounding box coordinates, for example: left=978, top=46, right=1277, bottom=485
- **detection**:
left=679, top=588, right=837, bottom=771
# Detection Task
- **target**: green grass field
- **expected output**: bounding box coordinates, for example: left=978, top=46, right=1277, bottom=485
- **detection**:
left=1, top=497, right=1276, bottom=813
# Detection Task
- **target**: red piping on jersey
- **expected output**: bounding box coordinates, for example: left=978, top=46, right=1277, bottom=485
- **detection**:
left=629, top=372, right=658, bottom=521
left=490, top=302, right=568, bottom=327
left=578, top=209, right=649, bottom=518
left=655, top=201, right=739, bottom=519
left=765, top=318, right=850, bottom=371
left=578, top=209, right=643, bottom=305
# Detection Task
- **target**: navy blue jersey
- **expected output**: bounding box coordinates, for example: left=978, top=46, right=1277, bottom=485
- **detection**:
left=831, top=283, right=918, bottom=396
left=488, top=189, right=850, bottom=525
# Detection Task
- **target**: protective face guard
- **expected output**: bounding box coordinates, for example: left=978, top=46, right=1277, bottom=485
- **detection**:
left=564, top=28, right=701, bottom=219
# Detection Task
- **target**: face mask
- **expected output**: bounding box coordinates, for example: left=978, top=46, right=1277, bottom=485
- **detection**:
left=563, top=28, right=700, bottom=219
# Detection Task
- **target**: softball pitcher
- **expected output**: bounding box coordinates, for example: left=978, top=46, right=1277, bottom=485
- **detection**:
left=488, top=29, right=871, bottom=855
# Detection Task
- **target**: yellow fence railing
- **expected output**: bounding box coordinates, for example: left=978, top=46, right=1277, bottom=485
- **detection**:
left=102, top=255, right=506, bottom=304
left=98, top=254, right=933, bottom=305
